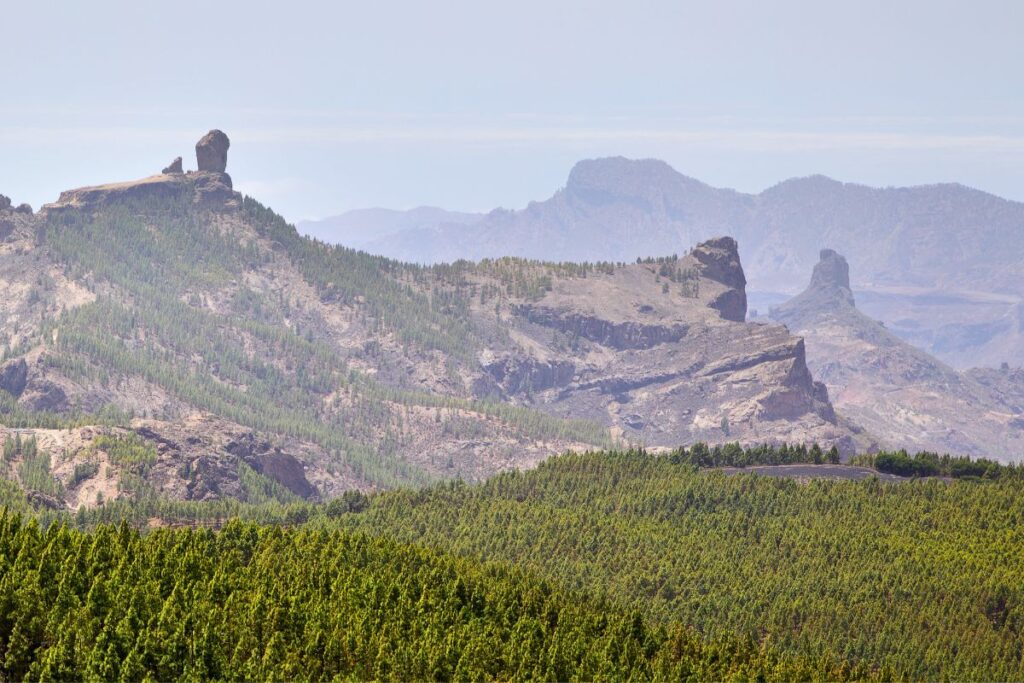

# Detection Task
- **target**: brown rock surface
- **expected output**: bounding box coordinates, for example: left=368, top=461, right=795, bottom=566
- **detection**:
left=162, top=156, right=183, bottom=174
left=195, top=129, right=230, bottom=173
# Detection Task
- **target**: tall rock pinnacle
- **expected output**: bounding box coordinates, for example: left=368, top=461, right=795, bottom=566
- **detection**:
left=811, top=249, right=851, bottom=291
left=196, top=130, right=230, bottom=173
left=808, top=248, right=854, bottom=306
left=690, top=236, right=747, bottom=322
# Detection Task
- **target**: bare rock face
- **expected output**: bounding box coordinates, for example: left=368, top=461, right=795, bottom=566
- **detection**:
left=463, top=238, right=852, bottom=453
left=0, top=359, right=28, bottom=397
left=195, top=130, right=230, bottom=173
left=225, top=432, right=320, bottom=500
left=771, top=249, right=1024, bottom=460
left=807, top=248, right=855, bottom=307
left=21, top=380, right=69, bottom=412
left=0, top=195, right=10, bottom=210
left=690, top=236, right=747, bottom=322
left=812, top=248, right=850, bottom=289
left=162, top=157, right=183, bottom=174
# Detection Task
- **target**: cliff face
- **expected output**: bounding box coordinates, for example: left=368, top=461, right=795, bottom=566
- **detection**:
left=771, top=250, right=1024, bottom=460
left=467, top=238, right=851, bottom=452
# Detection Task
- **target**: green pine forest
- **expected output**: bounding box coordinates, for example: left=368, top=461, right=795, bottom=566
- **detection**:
left=2, top=446, right=1023, bottom=680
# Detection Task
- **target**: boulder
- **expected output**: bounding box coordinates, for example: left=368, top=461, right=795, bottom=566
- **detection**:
left=0, top=359, right=28, bottom=397
left=195, top=130, right=230, bottom=173
left=162, top=156, right=183, bottom=174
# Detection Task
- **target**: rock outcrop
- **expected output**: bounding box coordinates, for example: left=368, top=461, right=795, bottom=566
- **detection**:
left=771, top=249, right=1024, bottom=459
left=43, top=131, right=242, bottom=214
left=690, top=236, right=748, bottom=322
left=770, top=248, right=857, bottom=320
left=468, top=238, right=852, bottom=453
left=196, top=130, right=230, bottom=173
left=0, top=359, right=28, bottom=397
left=21, top=381, right=69, bottom=412
left=0, top=195, right=10, bottom=210
left=162, top=157, right=183, bottom=174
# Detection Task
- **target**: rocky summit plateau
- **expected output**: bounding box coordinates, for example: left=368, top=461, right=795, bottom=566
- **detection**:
left=0, top=132, right=860, bottom=513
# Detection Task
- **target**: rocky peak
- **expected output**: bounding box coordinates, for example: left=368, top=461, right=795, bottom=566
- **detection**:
left=690, top=236, right=747, bottom=322
left=0, top=195, right=10, bottom=211
left=811, top=249, right=851, bottom=290
left=196, top=130, right=230, bottom=173
left=807, top=248, right=855, bottom=307
left=564, top=157, right=708, bottom=203
left=162, top=157, right=183, bottom=175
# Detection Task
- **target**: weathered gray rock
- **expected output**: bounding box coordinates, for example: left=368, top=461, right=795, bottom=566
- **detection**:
left=14, top=204, right=32, bottom=215
left=192, top=171, right=235, bottom=205
left=195, top=130, right=230, bottom=173
left=481, top=356, right=575, bottom=397
left=691, top=237, right=747, bottom=322
left=515, top=305, right=690, bottom=350
left=0, top=359, right=28, bottom=397
left=21, top=381, right=68, bottom=412
left=162, top=156, right=183, bottom=174
left=812, top=248, right=851, bottom=290
left=0, top=195, right=10, bottom=210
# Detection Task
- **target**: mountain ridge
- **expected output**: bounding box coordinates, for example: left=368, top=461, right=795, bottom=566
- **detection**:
left=0, top=131, right=857, bottom=514
left=317, top=157, right=1024, bottom=368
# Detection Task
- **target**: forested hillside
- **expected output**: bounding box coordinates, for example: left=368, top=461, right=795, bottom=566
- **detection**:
left=333, top=450, right=1024, bottom=680
left=0, top=512, right=877, bottom=681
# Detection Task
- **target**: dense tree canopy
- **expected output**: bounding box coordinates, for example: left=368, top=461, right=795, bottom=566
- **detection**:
left=0, top=512, right=873, bottom=681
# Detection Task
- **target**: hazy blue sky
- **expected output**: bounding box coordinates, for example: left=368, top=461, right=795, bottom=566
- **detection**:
left=3, top=0, right=1022, bottom=220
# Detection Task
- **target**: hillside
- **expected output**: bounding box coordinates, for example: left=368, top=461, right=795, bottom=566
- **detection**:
left=335, top=449, right=1024, bottom=681
left=0, top=131, right=851, bottom=513
left=1, top=511, right=876, bottom=681
left=769, top=249, right=1024, bottom=458
left=324, top=157, right=1024, bottom=368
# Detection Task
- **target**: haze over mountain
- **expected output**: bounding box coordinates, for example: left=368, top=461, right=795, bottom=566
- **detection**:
left=769, top=249, right=1024, bottom=458
left=303, top=157, right=1024, bottom=369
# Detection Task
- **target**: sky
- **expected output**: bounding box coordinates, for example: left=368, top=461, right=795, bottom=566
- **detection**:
left=2, top=0, right=1022, bottom=221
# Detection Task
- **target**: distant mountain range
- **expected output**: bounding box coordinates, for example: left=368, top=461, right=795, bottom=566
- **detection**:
left=300, top=158, right=1024, bottom=369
